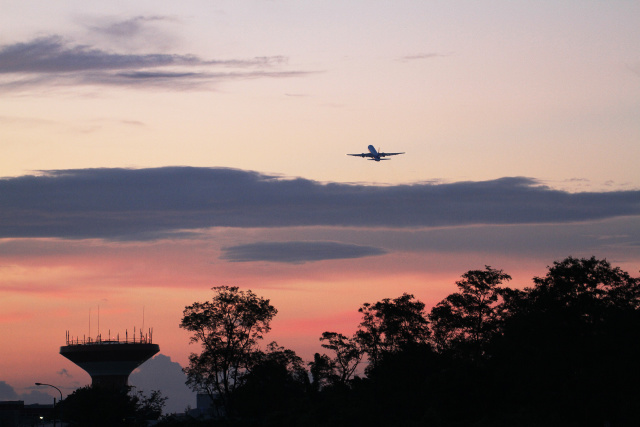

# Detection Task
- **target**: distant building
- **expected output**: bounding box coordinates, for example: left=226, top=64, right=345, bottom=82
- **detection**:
left=188, top=393, right=226, bottom=419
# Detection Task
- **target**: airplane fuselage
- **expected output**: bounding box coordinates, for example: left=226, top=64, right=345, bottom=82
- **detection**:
left=367, top=145, right=382, bottom=161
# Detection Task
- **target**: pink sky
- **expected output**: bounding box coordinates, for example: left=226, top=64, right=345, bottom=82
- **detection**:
left=2, top=220, right=639, bottom=399
left=1, top=0, right=640, bottom=408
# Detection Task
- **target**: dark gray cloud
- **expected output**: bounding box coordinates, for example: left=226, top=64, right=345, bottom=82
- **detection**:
left=0, top=36, right=307, bottom=91
left=1, top=167, right=639, bottom=240
left=221, top=241, right=387, bottom=264
left=0, top=36, right=198, bottom=73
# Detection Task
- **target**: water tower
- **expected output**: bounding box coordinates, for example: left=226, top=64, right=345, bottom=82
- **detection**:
left=60, top=330, right=159, bottom=390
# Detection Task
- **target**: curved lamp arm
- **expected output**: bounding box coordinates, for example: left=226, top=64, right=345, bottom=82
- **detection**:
left=35, top=383, right=63, bottom=401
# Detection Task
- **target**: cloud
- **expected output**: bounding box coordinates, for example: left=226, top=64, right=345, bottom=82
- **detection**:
left=0, top=381, right=18, bottom=400
left=221, top=241, right=387, bottom=264
left=57, top=368, right=72, bottom=378
left=0, top=381, right=59, bottom=404
left=80, top=15, right=182, bottom=53
left=0, top=36, right=310, bottom=91
left=346, top=217, right=640, bottom=258
left=0, top=36, right=197, bottom=73
left=0, top=311, right=33, bottom=323
left=0, top=115, right=54, bottom=126
left=1, top=167, right=639, bottom=241
left=129, top=354, right=196, bottom=414
left=85, top=15, right=176, bottom=40
left=398, top=53, right=448, bottom=62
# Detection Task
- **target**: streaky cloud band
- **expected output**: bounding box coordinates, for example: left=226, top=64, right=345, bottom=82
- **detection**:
left=0, top=36, right=284, bottom=74
left=1, top=167, right=639, bottom=240
left=0, top=37, right=311, bottom=91
left=220, top=241, right=387, bottom=264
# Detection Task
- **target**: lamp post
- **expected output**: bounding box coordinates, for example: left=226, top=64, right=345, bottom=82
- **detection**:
left=35, top=383, right=63, bottom=427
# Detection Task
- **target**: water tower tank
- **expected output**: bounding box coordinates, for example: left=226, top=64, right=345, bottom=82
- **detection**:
left=60, top=331, right=159, bottom=389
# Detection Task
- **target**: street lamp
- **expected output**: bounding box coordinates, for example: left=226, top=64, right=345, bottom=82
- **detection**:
left=35, top=383, right=63, bottom=401
left=35, top=383, right=63, bottom=427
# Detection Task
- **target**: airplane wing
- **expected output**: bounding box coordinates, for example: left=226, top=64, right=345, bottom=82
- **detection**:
left=378, top=152, right=405, bottom=157
left=347, top=153, right=374, bottom=158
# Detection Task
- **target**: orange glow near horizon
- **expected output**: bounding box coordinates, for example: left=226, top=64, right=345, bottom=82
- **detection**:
left=1, top=2, right=640, bottom=402
left=1, top=229, right=639, bottom=400
left=0, top=232, right=588, bottom=393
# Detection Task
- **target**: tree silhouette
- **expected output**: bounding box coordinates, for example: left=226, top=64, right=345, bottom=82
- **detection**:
left=59, top=386, right=165, bottom=427
left=489, top=256, right=640, bottom=425
left=530, top=256, right=640, bottom=311
left=163, top=257, right=640, bottom=427
left=356, top=293, right=430, bottom=370
left=319, top=332, right=363, bottom=385
left=429, top=266, right=512, bottom=359
left=180, top=286, right=277, bottom=414
left=231, top=342, right=309, bottom=418
left=308, top=353, right=339, bottom=391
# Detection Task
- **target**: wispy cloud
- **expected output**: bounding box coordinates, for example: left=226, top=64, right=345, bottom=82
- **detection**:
left=0, top=115, right=55, bottom=126
left=221, top=241, right=387, bottom=264
left=1, top=167, right=639, bottom=241
left=0, top=36, right=200, bottom=73
left=398, top=53, right=449, bottom=62
left=79, top=15, right=182, bottom=52
left=57, top=368, right=72, bottom=378
left=0, top=36, right=310, bottom=92
left=0, top=311, right=33, bottom=323
left=85, top=15, right=177, bottom=40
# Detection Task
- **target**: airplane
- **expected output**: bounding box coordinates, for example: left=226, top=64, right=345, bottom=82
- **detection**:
left=347, top=145, right=405, bottom=162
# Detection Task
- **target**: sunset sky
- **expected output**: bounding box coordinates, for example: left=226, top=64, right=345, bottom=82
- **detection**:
left=1, top=0, right=640, bottom=413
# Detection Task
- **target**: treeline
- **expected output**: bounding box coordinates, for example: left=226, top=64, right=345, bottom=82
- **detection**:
left=165, top=256, right=640, bottom=426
